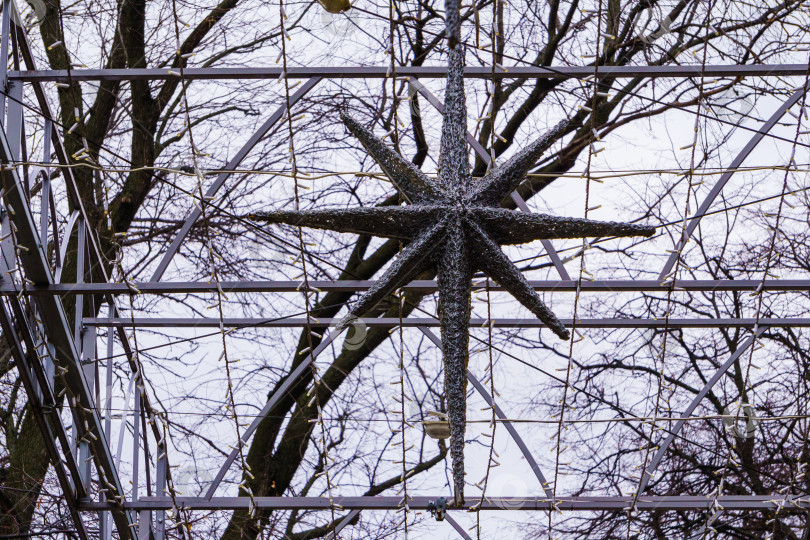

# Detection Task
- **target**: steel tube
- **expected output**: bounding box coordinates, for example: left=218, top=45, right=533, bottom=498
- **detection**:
left=203, top=328, right=342, bottom=499
left=6, top=279, right=810, bottom=295
left=82, top=316, right=810, bottom=329
left=637, top=327, right=768, bottom=494
left=0, top=93, right=136, bottom=539
left=79, top=494, right=810, bottom=511
left=445, top=514, right=474, bottom=539
left=0, top=298, right=90, bottom=539
left=10, top=64, right=810, bottom=82
left=150, top=77, right=323, bottom=281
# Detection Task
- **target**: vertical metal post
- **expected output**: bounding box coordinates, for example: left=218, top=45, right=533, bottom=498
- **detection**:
left=69, top=406, right=77, bottom=473
left=5, top=79, right=21, bottom=159
left=115, top=371, right=135, bottom=470
left=70, top=229, right=89, bottom=486
left=32, top=321, right=45, bottom=403
left=104, top=310, right=114, bottom=442
left=12, top=31, right=28, bottom=196
left=137, top=510, right=151, bottom=540
left=37, top=338, right=55, bottom=405
left=101, top=304, right=114, bottom=540
left=34, top=118, right=58, bottom=404
left=39, top=119, right=52, bottom=247
left=39, top=174, right=49, bottom=251
left=78, top=326, right=96, bottom=489
left=0, top=0, right=10, bottom=118
left=75, top=217, right=91, bottom=485
left=0, top=205, right=13, bottom=288
left=134, top=382, right=148, bottom=539
left=154, top=445, right=166, bottom=540
left=74, top=217, right=85, bottom=345
left=133, top=379, right=141, bottom=502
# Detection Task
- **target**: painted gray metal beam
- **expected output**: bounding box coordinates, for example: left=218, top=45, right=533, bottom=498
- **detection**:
left=3, top=1, right=802, bottom=525
left=150, top=77, right=322, bottom=281
left=636, top=326, right=768, bottom=494
left=658, top=84, right=808, bottom=279
left=418, top=326, right=554, bottom=499
left=82, top=316, right=810, bottom=329
left=407, top=77, right=489, bottom=157
left=10, top=64, right=810, bottom=82
left=334, top=509, right=361, bottom=534
left=11, top=278, right=810, bottom=295
left=6, top=298, right=88, bottom=496
left=0, top=0, right=10, bottom=113
left=444, top=513, right=474, bottom=540
left=79, top=494, right=810, bottom=511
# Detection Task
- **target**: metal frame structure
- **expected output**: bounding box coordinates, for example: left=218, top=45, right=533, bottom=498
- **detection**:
left=0, top=0, right=809, bottom=538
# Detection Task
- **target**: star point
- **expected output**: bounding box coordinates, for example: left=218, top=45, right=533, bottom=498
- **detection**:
left=256, top=13, right=655, bottom=505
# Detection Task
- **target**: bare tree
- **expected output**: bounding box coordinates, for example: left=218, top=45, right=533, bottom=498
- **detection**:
left=0, top=0, right=807, bottom=538
left=523, top=152, right=810, bottom=538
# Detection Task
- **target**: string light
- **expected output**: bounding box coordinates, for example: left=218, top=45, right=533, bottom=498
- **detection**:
left=697, top=40, right=810, bottom=540
left=627, top=5, right=716, bottom=534
left=279, top=0, right=340, bottom=535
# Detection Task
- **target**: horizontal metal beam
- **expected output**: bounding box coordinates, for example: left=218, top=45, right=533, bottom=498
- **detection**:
left=8, top=279, right=810, bottom=295
left=83, top=317, right=804, bottom=329
left=9, top=64, right=810, bottom=82
left=79, top=495, right=809, bottom=511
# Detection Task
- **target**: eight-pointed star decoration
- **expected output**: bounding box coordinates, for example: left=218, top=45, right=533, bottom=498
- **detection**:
left=255, top=19, right=655, bottom=506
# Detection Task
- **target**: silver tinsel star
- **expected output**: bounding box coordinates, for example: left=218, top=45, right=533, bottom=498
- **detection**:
left=257, top=8, right=654, bottom=506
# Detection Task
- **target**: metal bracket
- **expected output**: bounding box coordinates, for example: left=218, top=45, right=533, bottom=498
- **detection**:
left=427, top=497, right=447, bottom=522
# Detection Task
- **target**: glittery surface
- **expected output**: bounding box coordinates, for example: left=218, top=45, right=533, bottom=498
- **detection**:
left=445, top=0, right=461, bottom=49
left=341, top=113, right=446, bottom=203
left=256, top=17, right=656, bottom=506
left=439, top=47, right=471, bottom=195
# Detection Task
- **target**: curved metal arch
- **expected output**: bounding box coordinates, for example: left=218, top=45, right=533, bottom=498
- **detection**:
left=658, top=84, right=808, bottom=280
left=407, top=77, right=571, bottom=280
left=418, top=326, right=555, bottom=499
left=204, top=327, right=341, bottom=499
left=54, top=211, right=79, bottom=283
left=151, top=77, right=323, bottom=281
left=637, top=326, right=767, bottom=494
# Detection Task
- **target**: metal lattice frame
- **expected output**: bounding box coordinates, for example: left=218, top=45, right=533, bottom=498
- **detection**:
left=1, top=1, right=809, bottom=538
